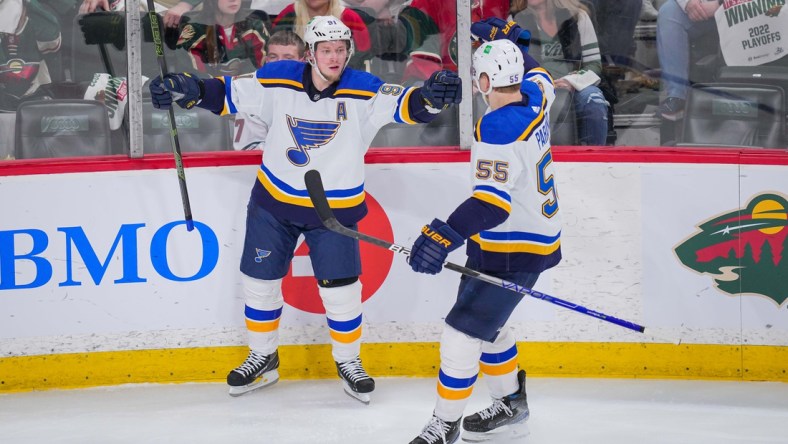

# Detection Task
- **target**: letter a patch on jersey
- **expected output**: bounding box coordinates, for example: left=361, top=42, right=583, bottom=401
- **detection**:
left=285, top=115, right=341, bottom=166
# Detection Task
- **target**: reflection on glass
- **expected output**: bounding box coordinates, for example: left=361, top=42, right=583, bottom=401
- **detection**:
left=1, top=0, right=64, bottom=159
left=2, top=0, right=786, bottom=159
left=345, top=0, right=461, bottom=147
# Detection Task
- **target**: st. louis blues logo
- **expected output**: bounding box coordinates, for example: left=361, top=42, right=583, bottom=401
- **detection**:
left=286, top=115, right=341, bottom=166
left=255, top=248, right=271, bottom=263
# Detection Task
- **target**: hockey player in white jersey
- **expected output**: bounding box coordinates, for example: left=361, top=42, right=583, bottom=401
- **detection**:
left=149, top=15, right=461, bottom=403
left=407, top=21, right=559, bottom=444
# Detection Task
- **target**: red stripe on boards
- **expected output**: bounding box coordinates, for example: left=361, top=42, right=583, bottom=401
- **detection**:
left=1, top=146, right=787, bottom=177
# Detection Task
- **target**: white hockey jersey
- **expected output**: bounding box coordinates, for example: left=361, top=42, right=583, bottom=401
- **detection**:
left=465, top=67, right=562, bottom=272
left=219, top=60, right=420, bottom=225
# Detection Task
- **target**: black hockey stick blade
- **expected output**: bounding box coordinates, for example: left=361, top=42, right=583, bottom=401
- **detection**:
left=304, top=170, right=404, bottom=252
left=305, top=169, right=337, bottom=226
left=303, top=170, right=681, bottom=341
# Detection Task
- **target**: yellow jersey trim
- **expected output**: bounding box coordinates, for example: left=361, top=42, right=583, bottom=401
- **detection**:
left=470, top=234, right=561, bottom=255
left=334, top=88, right=376, bottom=98
left=472, top=193, right=512, bottom=213
left=256, top=169, right=365, bottom=209
left=259, top=78, right=304, bottom=89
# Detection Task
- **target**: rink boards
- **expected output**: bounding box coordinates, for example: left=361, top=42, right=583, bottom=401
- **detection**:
left=1, top=148, right=787, bottom=391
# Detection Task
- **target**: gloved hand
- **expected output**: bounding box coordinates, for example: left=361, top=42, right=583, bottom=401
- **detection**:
left=471, top=17, right=531, bottom=53
left=421, top=70, right=462, bottom=110
left=78, top=12, right=126, bottom=51
left=149, top=73, right=204, bottom=110
left=409, top=219, right=465, bottom=275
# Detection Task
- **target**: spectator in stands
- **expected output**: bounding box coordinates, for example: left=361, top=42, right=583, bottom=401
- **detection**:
left=657, top=0, right=788, bottom=121
left=514, top=0, right=610, bottom=146
left=1, top=0, right=62, bottom=110
left=582, top=0, right=642, bottom=67
left=175, top=0, right=270, bottom=76
left=655, top=0, right=719, bottom=121
left=0, top=0, right=63, bottom=157
left=343, top=0, right=440, bottom=84
left=641, top=0, right=659, bottom=20
left=271, top=0, right=371, bottom=68
left=162, top=1, right=195, bottom=28
left=410, top=0, right=509, bottom=72
left=265, top=28, right=305, bottom=63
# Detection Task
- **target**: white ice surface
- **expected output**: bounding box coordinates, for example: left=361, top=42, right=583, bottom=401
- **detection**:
left=1, top=377, right=787, bottom=444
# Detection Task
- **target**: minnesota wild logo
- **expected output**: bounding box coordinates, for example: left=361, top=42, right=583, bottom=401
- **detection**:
left=674, top=193, right=788, bottom=305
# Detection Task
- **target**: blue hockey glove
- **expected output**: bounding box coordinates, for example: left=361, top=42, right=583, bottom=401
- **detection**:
left=149, top=72, right=204, bottom=110
left=409, top=219, right=465, bottom=275
left=421, top=70, right=462, bottom=110
left=471, top=17, right=531, bottom=53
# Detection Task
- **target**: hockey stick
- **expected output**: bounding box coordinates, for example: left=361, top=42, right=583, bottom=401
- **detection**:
left=305, top=169, right=673, bottom=339
left=145, top=3, right=195, bottom=231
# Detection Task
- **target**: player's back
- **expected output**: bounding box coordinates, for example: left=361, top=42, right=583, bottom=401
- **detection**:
left=468, top=71, right=561, bottom=273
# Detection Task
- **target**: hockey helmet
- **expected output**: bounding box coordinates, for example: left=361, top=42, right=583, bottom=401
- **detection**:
left=303, top=15, right=355, bottom=63
left=472, top=40, right=524, bottom=97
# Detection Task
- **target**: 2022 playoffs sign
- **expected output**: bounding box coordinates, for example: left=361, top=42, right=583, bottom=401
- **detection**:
left=716, top=0, right=787, bottom=66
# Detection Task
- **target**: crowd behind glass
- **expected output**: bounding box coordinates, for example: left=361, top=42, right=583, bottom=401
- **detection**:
left=0, top=0, right=786, bottom=159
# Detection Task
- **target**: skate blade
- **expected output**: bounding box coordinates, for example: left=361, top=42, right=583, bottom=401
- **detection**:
left=462, top=422, right=530, bottom=443
left=228, top=369, right=280, bottom=397
left=341, top=382, right=371, bottom=405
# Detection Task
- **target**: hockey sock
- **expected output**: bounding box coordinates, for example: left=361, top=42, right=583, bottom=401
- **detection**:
left=434, top=325, right=484, bottom=422
left=480, top=327, right=519, bottom=398
left=319, top=280, right=363, bottom=362
left=242, top=275, right=283, bottom=355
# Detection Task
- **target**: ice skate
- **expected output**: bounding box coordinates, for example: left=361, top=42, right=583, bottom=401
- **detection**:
left=462, top=370, right=530, bottom=442
left=226, top=350, right=280, bottom=397
left=335, top=356, right=375, bottom=404
left=410, top=414, right=461, bottom=444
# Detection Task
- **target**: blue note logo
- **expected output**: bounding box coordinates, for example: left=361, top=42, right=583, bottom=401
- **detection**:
left=254, top=248, right=271, bottom=263
left=285, top=115, right=341, bottom=166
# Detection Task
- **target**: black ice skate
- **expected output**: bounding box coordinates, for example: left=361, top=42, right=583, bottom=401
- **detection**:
left=461, top=369, right=530, bottom=442
left=335, top=356, right=375, bottom=404
left=226, top=350, right=280, bottom=397
left=410, top=414, right=461, bottom=444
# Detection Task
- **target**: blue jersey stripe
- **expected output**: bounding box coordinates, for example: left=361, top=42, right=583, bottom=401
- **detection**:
left=479, top=230, right=561, bottom=244
left=224, top=76, right=237, bottom=114
left=474, top=185, right=512, bottom=202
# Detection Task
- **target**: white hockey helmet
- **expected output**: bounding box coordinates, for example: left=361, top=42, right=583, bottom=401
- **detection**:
left=303, top=15, right=355, bottom=79
left=472, top=40, right=524, bottom=97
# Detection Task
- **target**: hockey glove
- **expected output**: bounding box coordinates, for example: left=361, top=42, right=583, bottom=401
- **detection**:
left=421, top=70, right=462, bottom=110
left=78, top=12, right=126, bottom=51
left=471, top=17, right=531, bottom=53
left=409, top=219, right=465, bottom=275
left=149, top=73, right=204, bottom=110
